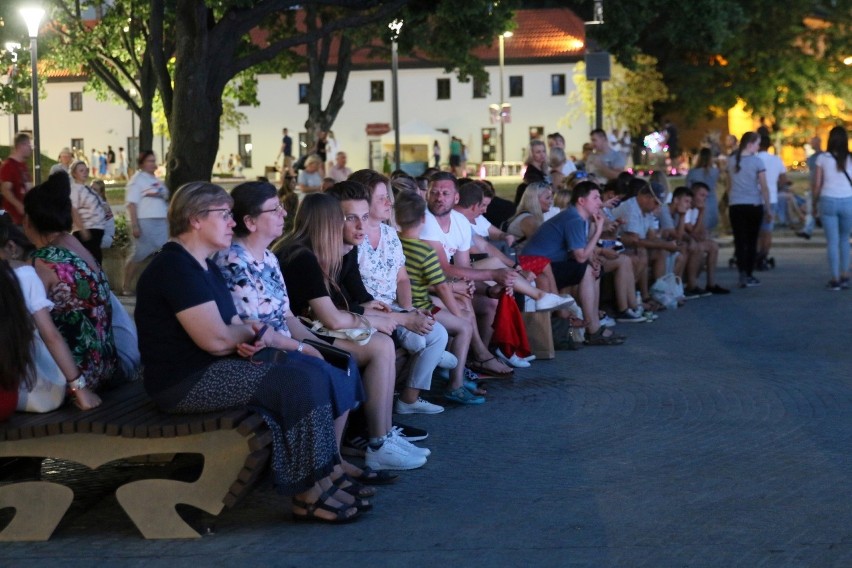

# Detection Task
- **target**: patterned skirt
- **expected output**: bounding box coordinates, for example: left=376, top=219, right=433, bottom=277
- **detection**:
left=160, top=356, right=359, bottom=495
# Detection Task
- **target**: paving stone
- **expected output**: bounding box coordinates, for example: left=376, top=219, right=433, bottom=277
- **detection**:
left=1, top=247, right=849, bottom=567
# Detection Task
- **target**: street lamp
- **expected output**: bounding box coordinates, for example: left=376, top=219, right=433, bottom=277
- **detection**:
left=3, top=42, right=22, bottom=135
left=498, top=31, right=512, bottom=175
left=20, top=6, right=45, bottom=184
left=388, top=19, right=404, bottom=172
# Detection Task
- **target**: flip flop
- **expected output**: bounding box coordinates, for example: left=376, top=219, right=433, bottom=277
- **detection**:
left=467, top=357, right=514, bottom=379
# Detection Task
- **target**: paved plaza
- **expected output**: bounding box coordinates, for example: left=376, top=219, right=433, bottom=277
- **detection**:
left=1, top=247, right=850, bottom=567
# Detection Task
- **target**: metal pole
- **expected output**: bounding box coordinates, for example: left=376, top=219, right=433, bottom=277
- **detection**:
left=595, top=78, right=603, bottom=130
left=391, top=39, right=400, bottom=171
left=29, top=37, right=41, bottom=184
left=499, top=35, right=506, bottom=174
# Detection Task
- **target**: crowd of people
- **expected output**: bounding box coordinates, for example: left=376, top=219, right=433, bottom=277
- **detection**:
left=1, top=122, right=850, bottom=525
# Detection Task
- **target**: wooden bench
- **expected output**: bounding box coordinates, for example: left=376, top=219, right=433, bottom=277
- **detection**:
left=0, top=381, right=271, bottom=541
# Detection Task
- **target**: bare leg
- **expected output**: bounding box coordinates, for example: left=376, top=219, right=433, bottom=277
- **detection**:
left=337, top=333, right=395, bottom=439
left=704, top=241, right=720, bottom=287
left=612, top=254, right=637, bottom=311
left=434, top=309, right=472, bottom=390
left=122, top=259, right=142, bottom=294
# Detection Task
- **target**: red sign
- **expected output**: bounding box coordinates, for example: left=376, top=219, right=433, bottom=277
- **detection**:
left=365, top=123, right=391, bottom=136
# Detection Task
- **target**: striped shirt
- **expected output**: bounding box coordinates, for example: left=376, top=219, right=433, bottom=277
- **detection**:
left=70, top=181, right=108, bottom=231
left=399, top=235, right=446, bottom=309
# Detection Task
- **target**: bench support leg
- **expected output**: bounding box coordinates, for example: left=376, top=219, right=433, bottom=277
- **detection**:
left=0, top=482, right=74, bottom=541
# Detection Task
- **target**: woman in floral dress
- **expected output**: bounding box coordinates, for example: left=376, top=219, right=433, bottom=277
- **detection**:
left=23, top=173, right=115, bottom=405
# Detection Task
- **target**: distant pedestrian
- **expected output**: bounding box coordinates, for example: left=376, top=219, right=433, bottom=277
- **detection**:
left=49, top=147, right=74, bottom=176
left=433, top=140, right=441, bottom=168
left=813, top=126, right=852, bottom=290
left=727, top=132, right=770, bottom=289
left=123, top=151, right=169, bottom=295
left=0, top=132, right=34, bottom=225
left=107, top=145, right=116, bottom=176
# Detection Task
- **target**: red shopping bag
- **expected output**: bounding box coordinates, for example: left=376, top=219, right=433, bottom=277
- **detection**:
left=490, top=292, right=532, bottom=358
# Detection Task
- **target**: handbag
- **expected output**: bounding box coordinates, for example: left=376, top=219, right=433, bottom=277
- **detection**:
left=303, top=339, right=353, bottom=376
left=298, top=315, right=375, bottom=346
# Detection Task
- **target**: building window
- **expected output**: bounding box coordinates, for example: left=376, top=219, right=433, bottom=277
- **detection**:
left=509, top=76, right=523, bottom=97
left=238, top=134, right=252, bottom=169
left=298, top=83, right=309, bottom=105
left=551, top=74, right=566, bottom=96
left=71, top=138, right=84, bottom=155
left=70, top=92, right=83, bottom=111
left=437, top=78, right=451, bottom=100
left=472, top=75, right=488, bottom=99
left=370, top=80, right=385, bottom=102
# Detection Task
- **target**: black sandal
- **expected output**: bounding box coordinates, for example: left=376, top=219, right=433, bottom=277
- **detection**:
left=292, top=486, right=361, bottom=524
left=584, top=327, right=625, bottom=346
left=333, top=472, right=377, bottom=499
left=351, top=466, right=398, bottom=486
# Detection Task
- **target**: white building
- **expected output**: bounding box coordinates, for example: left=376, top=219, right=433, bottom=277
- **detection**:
left=3, top=8, right=591, bottom=179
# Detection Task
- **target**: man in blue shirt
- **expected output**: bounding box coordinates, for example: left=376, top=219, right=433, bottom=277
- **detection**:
left=523, top=182, right=625, bottom=345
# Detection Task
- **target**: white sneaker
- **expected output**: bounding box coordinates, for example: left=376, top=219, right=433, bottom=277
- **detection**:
left=535, top=292, right=574, bottom=311
left=495, top=348, right=531, bottom=368
left=387, top=428, right=431, bottom=457
left=600, top=315, right=616, bottom=327
left=365, top=440, right=427, bottom=471
left=438, top=351, right=458, bottom=369
left=522, top=354, right=537, bottom=362
left=394, top=397, right=445, bottom=415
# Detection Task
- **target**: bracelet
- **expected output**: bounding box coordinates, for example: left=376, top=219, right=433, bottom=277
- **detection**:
left=67, top=374, right=87, bottom=393
left=296, top=341, right=304, bottom=353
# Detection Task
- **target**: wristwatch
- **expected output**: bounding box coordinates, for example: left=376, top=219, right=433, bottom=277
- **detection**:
left=67, top=375, right=87, bottom=393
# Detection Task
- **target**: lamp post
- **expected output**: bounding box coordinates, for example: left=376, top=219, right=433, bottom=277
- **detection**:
left=20, top=7, right=45, bottom=184
left=4, top=42, right=22, bottom=135
left=389, top=19, right=403, bottom=172
left=498, top=31, right=512, bottom=175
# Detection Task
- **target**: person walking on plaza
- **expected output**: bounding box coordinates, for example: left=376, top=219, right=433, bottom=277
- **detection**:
left=727, top=132, right=770, bottom=289
left=49, top=147, right=74, bottom=176
left=122, top=151, right=169, bottom=295
left=813, top=126, right=852, bottom=290
left=0, top=133, right=33, bottom=225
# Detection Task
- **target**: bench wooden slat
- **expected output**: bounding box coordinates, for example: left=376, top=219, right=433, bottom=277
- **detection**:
left=236, top=413, right=265, bottom=436
left=248, top=429, right=273, bottom=452
left=237, top=448, right=271, bottom=483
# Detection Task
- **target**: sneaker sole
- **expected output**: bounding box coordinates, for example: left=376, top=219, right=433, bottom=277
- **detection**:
left=394, top=406, right=445, bottom=415
left=364, top=458, right=427, bottom=471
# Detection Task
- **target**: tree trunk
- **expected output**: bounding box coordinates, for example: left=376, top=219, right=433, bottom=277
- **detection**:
left=137, top=49, right=157, bottom=154
left=166, top=0, right=227, bottom=190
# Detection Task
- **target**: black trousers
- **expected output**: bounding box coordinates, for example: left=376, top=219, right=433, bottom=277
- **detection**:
left=73, top=228, right=104, bottom=265
left=729, top=205, right=763, bottom=277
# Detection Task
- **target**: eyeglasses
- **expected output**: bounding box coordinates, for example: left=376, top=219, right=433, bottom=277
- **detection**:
left=343, top=213, right=370, bottom=224
left=203, top=208, right=234, bottom=220
left=259, top=204, right=286, bottom=216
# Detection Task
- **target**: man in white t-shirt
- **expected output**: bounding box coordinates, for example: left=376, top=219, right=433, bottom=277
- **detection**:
left=419, top=172, right=515, bottom=376
left=757, top=135, right=788, bottom=270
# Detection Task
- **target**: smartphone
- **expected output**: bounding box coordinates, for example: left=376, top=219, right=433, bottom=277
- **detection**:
left=251, top=324, right=269, bottom=344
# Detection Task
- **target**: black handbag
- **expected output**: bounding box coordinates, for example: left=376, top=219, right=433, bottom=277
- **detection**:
left=303, top=339, right=353, bottom=375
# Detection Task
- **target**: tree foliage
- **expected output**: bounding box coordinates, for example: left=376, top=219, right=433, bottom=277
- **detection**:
left=568, top=53, right=669, bottom=134
left=578, top=0, right=852, bottom=127
left=298, top=0, right=515, bottom=147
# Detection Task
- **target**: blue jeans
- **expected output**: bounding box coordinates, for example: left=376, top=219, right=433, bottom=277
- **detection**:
left=819, top=196, right=852, bottom=280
